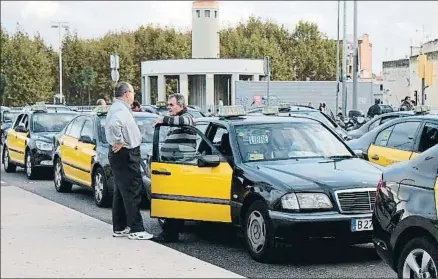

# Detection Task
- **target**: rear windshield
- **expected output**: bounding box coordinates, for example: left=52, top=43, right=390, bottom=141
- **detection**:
left=32, top=113, right=78, bottom=133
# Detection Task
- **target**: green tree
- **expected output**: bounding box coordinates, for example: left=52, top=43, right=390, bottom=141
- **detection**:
left=2, top=28, right=55, bottom=106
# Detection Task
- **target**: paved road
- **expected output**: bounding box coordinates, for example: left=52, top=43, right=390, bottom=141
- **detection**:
left=0, top=163, right=396, bottom=278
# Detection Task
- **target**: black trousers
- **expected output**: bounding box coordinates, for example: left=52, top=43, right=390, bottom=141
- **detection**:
left=108, top=146, right=145, bottom=233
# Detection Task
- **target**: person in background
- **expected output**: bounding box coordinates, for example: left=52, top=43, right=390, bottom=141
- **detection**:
left=152, top=93, right=195, bottom=243
left=105, top=81, right=153, bottom=240
left=97, top=99, right=107, bottom=106
left=367, top=99, right=382, bottom=118
left=132, top=101, right=142, bottom=112
left=400, top=96, right=413, bottom=111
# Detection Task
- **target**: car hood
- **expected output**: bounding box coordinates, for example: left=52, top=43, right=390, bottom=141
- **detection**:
left=33, top=132, right=58, bottom=142
left=246, top=158, right=382, bottom=192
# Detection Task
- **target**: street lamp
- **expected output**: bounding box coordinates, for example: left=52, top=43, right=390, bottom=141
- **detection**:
left=51, top=21, right=69, bottom=104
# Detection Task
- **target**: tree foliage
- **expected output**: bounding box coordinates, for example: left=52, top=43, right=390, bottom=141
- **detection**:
left=0, top=17, right=340, bottom=106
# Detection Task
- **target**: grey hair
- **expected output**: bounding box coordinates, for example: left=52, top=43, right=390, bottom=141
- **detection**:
left=168, top=93, right=186, bottom=107
left=115, top=81, right=133, bottom=98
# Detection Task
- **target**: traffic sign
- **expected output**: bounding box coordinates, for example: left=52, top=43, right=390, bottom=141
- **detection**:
left=110, top=54, right=119, bottom=69
left=111, top=69, right=120, bottom=82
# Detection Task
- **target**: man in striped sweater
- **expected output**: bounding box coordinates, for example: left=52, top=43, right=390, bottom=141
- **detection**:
left=152, top=93, right=195, bottom=242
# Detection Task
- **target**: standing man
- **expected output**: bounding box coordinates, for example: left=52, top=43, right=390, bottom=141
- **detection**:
left=152, top=93, right=195, bottom=243
left=105, top=81, right=153, bottom=240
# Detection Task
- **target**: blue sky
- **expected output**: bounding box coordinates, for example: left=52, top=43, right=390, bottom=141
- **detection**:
left=1, top=1, right=437, bottom=75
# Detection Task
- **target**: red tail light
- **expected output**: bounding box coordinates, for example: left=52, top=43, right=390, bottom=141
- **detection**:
left=376, top=175, right=383, bottom=198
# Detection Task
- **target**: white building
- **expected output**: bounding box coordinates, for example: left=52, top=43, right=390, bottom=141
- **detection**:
left=140, top=1, right=265, bottom=109
left=382, top=39, right=438, bottom=108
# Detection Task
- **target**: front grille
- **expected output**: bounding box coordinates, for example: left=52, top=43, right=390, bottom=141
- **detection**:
left=335, top=188, right=376, bottom=213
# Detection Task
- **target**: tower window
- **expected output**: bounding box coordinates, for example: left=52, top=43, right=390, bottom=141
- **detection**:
left=205, top=10, right=210, bottom=17
left=215, top=11, right=217, bottom=18
left=196, top=10, right=200, bottom=18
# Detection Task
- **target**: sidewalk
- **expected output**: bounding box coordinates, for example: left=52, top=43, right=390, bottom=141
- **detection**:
left=1, top=186, right=244, bottom=278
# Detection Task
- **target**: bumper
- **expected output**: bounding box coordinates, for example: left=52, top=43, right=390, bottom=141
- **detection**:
left=269, top=210, right=373, bottom=244
left=31, top=149, right=54, bottom=167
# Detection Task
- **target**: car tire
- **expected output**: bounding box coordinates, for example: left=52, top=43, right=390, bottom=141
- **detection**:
left=54, top=157, right=72, bottom=193
left=397, top=236, right=438, bottom=279
left=3, top=147, right=16, bottom=173
left=25, top=151, right=38, bottom=180
left=243, top=200, right=278, bottom=263
left=93, top=167, right=110, bottom=208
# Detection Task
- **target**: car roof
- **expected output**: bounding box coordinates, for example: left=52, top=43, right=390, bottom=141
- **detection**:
left=196, top=115, right=318, bottom=126
left=405, top=114, right=438, bottom=121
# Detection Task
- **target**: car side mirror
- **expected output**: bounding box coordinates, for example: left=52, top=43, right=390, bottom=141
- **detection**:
left=15, top=125, right=27, bottom=133
left=353, top=149, right=364, bottom=158
left=79, top=135, right=95, bottom=145
left=197, top=154, right=220, bottom=168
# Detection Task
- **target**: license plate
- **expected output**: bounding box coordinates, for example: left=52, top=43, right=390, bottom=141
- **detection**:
left=351, top=218, right=373, bottom=232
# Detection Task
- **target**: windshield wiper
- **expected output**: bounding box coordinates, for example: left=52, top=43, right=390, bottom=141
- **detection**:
left=326, top=155, right=353, bottom=159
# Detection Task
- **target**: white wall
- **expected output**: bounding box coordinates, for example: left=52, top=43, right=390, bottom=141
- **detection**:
left=382, top=63, right=410, bottom=106
left=141, top=58, right=265, bottom=76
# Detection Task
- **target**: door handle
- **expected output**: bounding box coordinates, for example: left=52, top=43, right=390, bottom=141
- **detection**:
left=61, top=141, right=64, bottom=145
left=74, top=145, right=78, bottom=150
left=152, top=170, right=171, bottom=176
left=371, top=155, right=379, bottom=160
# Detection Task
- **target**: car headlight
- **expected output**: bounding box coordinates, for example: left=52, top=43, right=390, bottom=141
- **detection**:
left=36, top=140, right=53, bottom=151
left=281, top=193, right=333, bottom=210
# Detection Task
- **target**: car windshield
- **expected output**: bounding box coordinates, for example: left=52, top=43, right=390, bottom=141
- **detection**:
left=32, top=113, right=78, bottom=133
left=235, top=122, right=352, bottom=163
left=3, top=111, right=20, bottom=123
left=99, top=115, right=158, bottom=144
left=289, top=111, right=335, bottom=128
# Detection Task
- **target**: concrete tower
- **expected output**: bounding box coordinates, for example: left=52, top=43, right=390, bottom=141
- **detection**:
left=191, top=1, right=220, bottom=59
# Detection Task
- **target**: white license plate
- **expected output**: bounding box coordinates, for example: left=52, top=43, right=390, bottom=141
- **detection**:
left=351, top=218, right=373, bottom=232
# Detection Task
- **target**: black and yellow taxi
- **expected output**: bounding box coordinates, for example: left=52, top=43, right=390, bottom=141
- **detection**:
left=149, top=106, right=383, bottom=262
left=372, top=143, right=438, bottom=279
left=2, top=103, right=78, bottom=179
left=347, top=106, right=438, bottom=167
left=52, top=105, right=159, bottom=207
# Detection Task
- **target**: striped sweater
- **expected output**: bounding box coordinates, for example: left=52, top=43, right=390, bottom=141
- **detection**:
left=160, top=109, right=196, bottom=161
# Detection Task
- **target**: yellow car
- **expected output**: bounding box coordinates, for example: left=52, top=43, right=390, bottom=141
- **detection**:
left=347, top=108, right=438, bottom=167
left=2, top=103, right=78, bottom=179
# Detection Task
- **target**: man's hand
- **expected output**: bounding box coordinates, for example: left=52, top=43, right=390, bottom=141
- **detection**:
left=153, top=118, right=163, bottom=127
left=112, top=143, right=125, bottom=153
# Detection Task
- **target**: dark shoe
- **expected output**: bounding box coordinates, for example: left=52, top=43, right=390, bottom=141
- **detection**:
left=152, top=233, right=179, bottom=243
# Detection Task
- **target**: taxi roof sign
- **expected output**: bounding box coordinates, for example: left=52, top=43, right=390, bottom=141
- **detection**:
left=30, top=102, right=48, bottom=112
left=414, top=105, right=430, bottom=114
left=218, top=105, right=246, bottom=118
left=93, top=105, right=110, bottom=115
left=156, top=101, right=167, bottom=108
left=278, top=103, right=290, bottom=109
left=262, top=106, right=279, bottom=115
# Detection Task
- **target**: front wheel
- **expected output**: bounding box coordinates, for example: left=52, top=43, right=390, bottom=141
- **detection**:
left=25, top=152, right=37, bottom=180
left=3, top=147, right=16, bottom=173
left=93, top=167, right=110, bottom=208
left=397, top=236, right=438, bottom=279
left=243, top=200, right=278, bottom=263
left=54, top=158, right=72, bottom=193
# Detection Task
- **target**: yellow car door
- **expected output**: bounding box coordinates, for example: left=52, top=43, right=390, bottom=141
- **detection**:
left=60, top=116, right=85, bottom=181
left=368, top=120, right=422, bottom=167
left=150, top=124, right=233, bottom=223
left=14, top=115, right=30, bottom=165
left=7, top=114, right=24, bottom=163
left=75, top=118, right=96, bottom=187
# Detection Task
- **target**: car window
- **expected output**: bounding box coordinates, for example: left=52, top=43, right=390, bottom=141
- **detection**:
left=368, top=119, right=381, bottom=131
left=157, top=125, right=216, bottom=164
left=80, top=119, right=94, bottom=141
left=418, top=123, right=438, bottom=152
left=67, top=117, right=85, bottom=139
left=32, top=113, right=78, bottom=133
left=195, top=123, right=208, bottom=134
left=235, top=122, right=352, bottom=163
left=380, top=116, right=398, bottom=124
left=12, top=114, right=24, bottom=129
left=3, top=111, right=20, bottom=123
left=64, top=118, right=75, bottom=135
left=99, top=115, right=159, bottom=144
left=374, top=125, right=395, bottom=147
left=385, top=122, right=421, bottom=151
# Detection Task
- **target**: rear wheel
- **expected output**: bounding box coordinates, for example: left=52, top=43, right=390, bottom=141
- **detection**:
left=54, top=158, right=72, bottom=192
left=3, top=147, right=16, bottom=173
left=397, top=236, right=438, bottom=279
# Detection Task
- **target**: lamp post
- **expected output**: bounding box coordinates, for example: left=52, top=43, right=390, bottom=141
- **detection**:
left=51, top=21, right=69, bottom=104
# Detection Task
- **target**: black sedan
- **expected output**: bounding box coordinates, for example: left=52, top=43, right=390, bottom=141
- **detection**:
left=372, top=143, right=438, bottom=279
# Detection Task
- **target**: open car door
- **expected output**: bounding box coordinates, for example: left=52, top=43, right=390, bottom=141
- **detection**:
left=150, top=123, right=233, bottom=223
